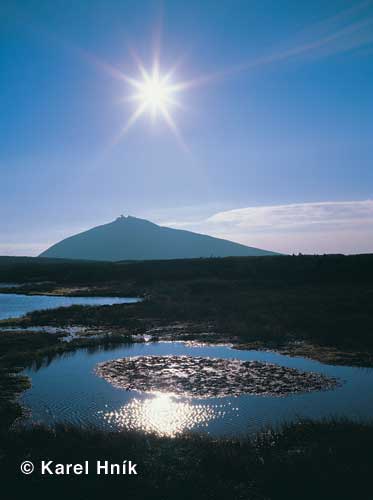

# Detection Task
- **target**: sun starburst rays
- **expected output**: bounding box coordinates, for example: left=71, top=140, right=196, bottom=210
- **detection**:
left=120, top=59, right=187, bottom=148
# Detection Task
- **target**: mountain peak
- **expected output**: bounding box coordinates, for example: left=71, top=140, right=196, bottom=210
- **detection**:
left=115, top=214, right=127, bottom=222
left=113, top=215, right=158, bottom=228
left=39, top=216, right=279, bottom=261
left=114, top=214, right=135, bottom=222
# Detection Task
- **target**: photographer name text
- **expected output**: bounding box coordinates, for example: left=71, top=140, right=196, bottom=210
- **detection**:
left=20, top=460, right=138, bottom=476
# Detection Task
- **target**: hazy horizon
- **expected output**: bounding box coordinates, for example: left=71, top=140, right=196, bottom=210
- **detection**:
left=1, top=0, right=373, bottom=256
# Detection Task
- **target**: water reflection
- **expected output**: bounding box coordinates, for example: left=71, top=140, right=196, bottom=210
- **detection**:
left=101, top=393, right=236, bottom=437
left=22, top=341, right=373, bottom=436
left=0, top=293, right=141, bottom=320
left=27, top=342, right=134, bottom=371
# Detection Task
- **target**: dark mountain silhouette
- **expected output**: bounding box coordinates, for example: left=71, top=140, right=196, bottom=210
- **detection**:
left=39, top=215, right=279, bottom=261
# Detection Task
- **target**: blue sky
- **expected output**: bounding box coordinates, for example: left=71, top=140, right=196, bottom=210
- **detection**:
left=1, top=0, right=373, bottom=255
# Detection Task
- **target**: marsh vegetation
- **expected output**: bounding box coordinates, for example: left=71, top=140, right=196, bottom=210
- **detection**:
left=1, top=255, right=373, bottom=498
left=96, top=354, right=340, bottom=397
left=2, top=420, right=373, bottom=499
left=2, top=254, right=373, bottom=364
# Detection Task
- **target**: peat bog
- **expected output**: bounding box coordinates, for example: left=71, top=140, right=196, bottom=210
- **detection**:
left=1, top=255, right=373, bottom=499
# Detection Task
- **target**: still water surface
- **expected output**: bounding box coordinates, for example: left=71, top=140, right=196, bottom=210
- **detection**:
left=21, top=342, right=373, bottom=437
left=0, top=293, right=140, bottom=320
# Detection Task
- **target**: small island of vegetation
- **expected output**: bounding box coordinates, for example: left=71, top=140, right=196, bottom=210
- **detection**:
left=1, top=254, right=373, bottom=499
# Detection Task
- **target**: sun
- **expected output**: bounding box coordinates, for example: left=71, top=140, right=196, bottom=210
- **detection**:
left=135, top=68, right=173, bottom=115
left=120, top=58, right=186, bottom=145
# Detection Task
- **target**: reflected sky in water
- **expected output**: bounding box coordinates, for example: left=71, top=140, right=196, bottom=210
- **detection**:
left=0, top=293, right=140, bottom=320
left=21, top=341, right=373, bottom=437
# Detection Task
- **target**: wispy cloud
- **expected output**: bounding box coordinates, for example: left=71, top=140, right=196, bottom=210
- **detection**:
left=165, top=200, right=373, bottom=254
left=206, top=200, right=373, bottom=231
left=2, top=201, right=372, bottom=256
left=177, top=0, right=373, bottom=90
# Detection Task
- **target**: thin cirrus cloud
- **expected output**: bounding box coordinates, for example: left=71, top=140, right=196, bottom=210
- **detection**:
left=2, top=201, right=373, bottom=257
left=166, top=200, right=373, bottom=255
left=177, top=0, right=373, bottom=91
left=206, top=200, right=373, bottom=231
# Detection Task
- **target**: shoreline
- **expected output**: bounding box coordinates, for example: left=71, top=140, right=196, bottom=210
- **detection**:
left=0, top=324, right=371, bottom=434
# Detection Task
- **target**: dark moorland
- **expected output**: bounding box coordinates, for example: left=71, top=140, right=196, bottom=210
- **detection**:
left=1, top=254, right=373, bottom=499
left=1, top=253, right=373, bottom=357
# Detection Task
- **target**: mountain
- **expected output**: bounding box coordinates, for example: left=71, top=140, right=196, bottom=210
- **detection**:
left=39, top=215, right=279, bottom=261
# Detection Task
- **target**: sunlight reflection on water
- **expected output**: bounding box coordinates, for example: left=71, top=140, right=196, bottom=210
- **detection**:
left=21, top=342, right=373, bottom=436
left=100, top=392, right=237, bottom=437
